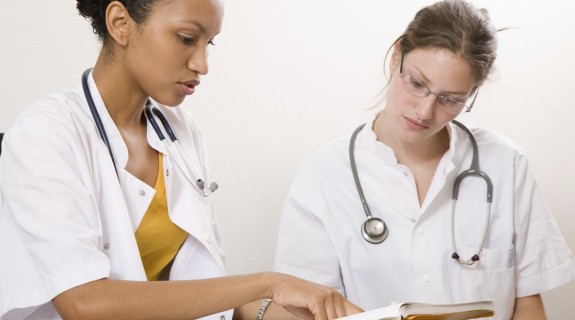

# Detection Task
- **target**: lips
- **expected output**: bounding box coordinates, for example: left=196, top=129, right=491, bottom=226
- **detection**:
left=179, top=80, right=200, bottom=95
left=404, top=116, right=429, bottom=130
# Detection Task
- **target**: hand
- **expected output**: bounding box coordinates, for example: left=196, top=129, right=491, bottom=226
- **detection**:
left=267, top=273, right=363, bottom=320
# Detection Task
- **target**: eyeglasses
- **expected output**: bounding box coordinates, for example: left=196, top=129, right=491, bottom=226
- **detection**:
left=399, top=53, right=479, bottom=115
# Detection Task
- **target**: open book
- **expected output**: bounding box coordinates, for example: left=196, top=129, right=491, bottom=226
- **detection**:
left=336, top=300, right=494, bottom=320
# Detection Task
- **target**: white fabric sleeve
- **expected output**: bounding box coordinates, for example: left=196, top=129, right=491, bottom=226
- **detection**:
left=0, top=111, right=111, bottom=317
left=512, top=151, right=575, bottom=297
left=273, top=154, right=346, bottom=295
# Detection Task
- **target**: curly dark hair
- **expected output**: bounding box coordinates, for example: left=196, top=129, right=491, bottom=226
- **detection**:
left=76, top=0, right=160, bottom=42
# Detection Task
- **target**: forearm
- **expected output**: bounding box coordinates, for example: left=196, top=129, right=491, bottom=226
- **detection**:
left=54, top=273, right=274, bottom=320
left=512, top=294, right=547, bottom=320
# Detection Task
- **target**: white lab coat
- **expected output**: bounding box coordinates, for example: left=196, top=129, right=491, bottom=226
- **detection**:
left=0, top=72, right=232, bottom=320
left=274, top=113, right=575, bottom=320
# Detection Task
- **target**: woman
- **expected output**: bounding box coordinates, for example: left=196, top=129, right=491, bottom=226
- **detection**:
left=273, top=1, right=575, bottom=319
left=0, top=0, right=362, bottom=319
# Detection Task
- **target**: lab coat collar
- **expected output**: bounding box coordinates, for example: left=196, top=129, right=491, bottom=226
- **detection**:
left=357, top=111, right=398, bottom=163
left=357, top=111, right=467, bottom=169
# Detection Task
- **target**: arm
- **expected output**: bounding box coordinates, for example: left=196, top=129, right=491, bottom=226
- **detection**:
left=512, top=295, right=546, bottom=320
left=53, top=272, right=363, bottom=320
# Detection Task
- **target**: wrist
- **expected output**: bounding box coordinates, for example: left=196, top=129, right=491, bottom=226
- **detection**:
left=258, top=272, right=278, bottom=299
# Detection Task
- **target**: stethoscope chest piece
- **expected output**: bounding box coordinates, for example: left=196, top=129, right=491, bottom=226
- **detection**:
left=361, top=217, right=388, bottom=244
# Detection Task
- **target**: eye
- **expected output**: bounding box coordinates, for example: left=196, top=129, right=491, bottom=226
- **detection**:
left=177, top=34, right=195, bottom=44
left=438, top=96, right=463, bottom=107
left=408, top=76, right=426, bottom=89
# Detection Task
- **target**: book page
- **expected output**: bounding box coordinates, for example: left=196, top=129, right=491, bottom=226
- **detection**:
left=336, top=303, right=402, bottom=320
left=402, top=309, right=494, bottom=319
left=336, top=301, right=494, bottom=320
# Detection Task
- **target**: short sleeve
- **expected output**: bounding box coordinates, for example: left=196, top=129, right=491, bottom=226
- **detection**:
left=0, top=106, right=111, bottom=318
left=512, top=152, right=575, bottom=297
left=273, top=153, right=346, bottom=294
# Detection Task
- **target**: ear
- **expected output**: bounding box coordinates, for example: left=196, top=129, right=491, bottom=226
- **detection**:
left=106, top=1, right=131, bottom=46
left=389, top=42, right=402, bottom=73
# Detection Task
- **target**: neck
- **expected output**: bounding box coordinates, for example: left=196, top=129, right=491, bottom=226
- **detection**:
left=91, top=50, right=148, bottom=129
left=373, top=110, right=450, bottom=165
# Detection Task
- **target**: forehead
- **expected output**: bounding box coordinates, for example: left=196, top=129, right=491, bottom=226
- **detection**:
left=150, top=0, right=224, bottom=33
left=404, top=48, right=477, bottom=92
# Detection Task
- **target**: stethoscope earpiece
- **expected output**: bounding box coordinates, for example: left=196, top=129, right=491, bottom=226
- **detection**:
left=361, top=217, right=388, bottom=244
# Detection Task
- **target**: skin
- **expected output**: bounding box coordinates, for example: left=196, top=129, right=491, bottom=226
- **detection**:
left=52, top=1, right=363, bottom=319
left=513, top=294, right=547, bottom=320
left=374, top=46, right=547, bottom=319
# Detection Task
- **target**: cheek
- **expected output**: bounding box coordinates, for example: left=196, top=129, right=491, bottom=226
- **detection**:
left=387, top=80, right=415, bottom=112
left=437, top=107, right=459, bottom=123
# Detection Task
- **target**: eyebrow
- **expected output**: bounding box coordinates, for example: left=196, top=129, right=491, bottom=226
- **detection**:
left=410, top=66, right=470, bottom=97
left=178, top=20, right=206, bottom=33
left=176, top=19, right=221, bottom=39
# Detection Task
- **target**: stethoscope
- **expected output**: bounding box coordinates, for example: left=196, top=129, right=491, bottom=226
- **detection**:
left=81, top=68, right=218, bottom=197
left=349, top=120, right=493, bottom=265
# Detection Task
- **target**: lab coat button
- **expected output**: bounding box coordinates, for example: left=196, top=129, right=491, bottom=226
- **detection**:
left=138, top=190, right=146, bottom=196
left=416, top=227, right=425, bottom=235
left=422, top=274, right=430, bottom=283
left=220, top=315, right=225, bottom=320
left=104, top=243, right=110, bottom=250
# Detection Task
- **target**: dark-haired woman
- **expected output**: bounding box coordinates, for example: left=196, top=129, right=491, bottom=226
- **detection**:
left=0, top=1, right=362, bottom=319
left=273, top=1, right=575, bottom=319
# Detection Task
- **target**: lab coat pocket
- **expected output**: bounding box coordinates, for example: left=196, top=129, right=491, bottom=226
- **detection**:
left=460, top=247, right=515, bottom=319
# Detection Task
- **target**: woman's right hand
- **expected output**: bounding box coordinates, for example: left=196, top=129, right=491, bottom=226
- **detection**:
left=264, top=272, right=363, bottom=320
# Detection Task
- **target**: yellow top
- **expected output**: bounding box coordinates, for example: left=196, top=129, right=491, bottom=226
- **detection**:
left=135, top=153, right=188, bottom=281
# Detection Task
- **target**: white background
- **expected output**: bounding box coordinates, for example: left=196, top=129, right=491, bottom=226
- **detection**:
left=1, top=0, right=574, bottom=318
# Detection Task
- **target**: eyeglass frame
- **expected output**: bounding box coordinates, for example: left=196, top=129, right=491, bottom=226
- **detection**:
left=398, top=52, right=479, bottom=115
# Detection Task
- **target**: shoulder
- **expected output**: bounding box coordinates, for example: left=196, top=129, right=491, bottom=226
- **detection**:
left=295, top=134, right=351, bottom=178
left=455, top=123, right=527, bottom=159
left=14, top=87, right=85, bottom=126
left=6, top=86, right=90, bottom=145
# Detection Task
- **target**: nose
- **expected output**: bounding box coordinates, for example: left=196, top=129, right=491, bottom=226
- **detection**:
left=415, top=93, right=437, bottom=120
left=188, top=46, right=209, bottom=76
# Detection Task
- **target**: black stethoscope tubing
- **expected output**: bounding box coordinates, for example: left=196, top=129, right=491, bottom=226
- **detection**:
left=81, top=68, right=119, bottom=175
left=81, top=68, right=217, bottom=196
left=349, top=120, right=493, bottom=265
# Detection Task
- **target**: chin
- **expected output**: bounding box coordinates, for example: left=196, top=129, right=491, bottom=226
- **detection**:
left=154, top=95, right=185, bottom=107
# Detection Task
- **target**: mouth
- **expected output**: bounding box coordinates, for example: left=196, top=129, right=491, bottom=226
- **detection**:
left=404, top=116, right=429, bottom=130
left=179, top=80, right=200, bottom=95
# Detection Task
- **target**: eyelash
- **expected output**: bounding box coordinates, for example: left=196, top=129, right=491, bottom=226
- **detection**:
left=177, top=35, right=216, bottom=46
left=410, top=78, right=425, bottom=89
left=410, top=77, right=462, bottom=103
left=178, top=35, right=194, bottom=44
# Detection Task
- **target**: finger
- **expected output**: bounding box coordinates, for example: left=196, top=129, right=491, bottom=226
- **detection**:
left=310, top=296, right=328, bottom=320
left=334, top=297, right=347, bottom=318
left=342, top=300, right=364, bottom=316
left=323, top=293, right=338, bottom=319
